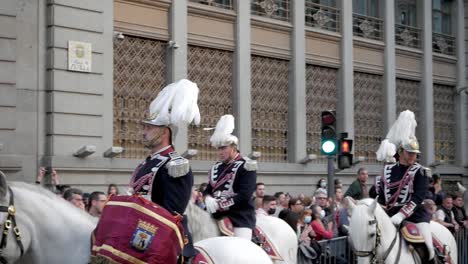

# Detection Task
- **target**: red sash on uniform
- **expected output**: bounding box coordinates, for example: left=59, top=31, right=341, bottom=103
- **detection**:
left=91, top=195, right=185, bottom=264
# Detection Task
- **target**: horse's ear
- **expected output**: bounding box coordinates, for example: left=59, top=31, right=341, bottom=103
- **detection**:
left=0, top=171, right=7, bottom=199
left=457, top=182, right=466, bottom=193
left=368, top=199, right=377, bottom=214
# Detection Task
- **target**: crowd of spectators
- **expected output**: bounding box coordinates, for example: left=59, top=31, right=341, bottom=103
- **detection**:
left=35, top=167, right=117, bottom=219
left=35, top=166, right=467, bottom=262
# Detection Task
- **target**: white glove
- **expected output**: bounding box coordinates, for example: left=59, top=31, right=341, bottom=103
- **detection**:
left=390, top=212, right=405, bottom=226
left=204, top=195, right=219, bottom=214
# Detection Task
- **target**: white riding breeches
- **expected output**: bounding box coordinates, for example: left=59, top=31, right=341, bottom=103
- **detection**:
left=415, top=222, right=434, bottom=260
left=234, top=227, right=252, bottom=240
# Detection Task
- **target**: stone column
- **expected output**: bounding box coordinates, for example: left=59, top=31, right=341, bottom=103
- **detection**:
left=233, top=0, right=252, bottom=156
left=168, top=1, right=188, bottom=151
left=338, top=0, right=354, bottom=138
left=455, top=0, right=467, bottom=166
left=288, top=0, right=306, bottom=162
left=420, top=0, right=435, bottom=165
left=383, top=0, right=396, bottom=131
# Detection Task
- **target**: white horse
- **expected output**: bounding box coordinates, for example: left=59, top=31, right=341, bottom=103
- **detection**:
left=348, top=198, right=457, bottom=264
left=0, top=171, right=97, bottom=264
left=194, top=237, right=273, bottom=264
left=186, top=202, right=297, bottom=264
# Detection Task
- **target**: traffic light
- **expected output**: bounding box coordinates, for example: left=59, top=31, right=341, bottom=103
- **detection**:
left=338, top=139, right=353, bottom=170
left=320, top=111, right=337, bottom=155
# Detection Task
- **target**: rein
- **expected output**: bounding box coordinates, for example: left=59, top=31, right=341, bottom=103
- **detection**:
left=354, top=216, right=401, bottom=264
left=0, top=187, right=24, bottom=264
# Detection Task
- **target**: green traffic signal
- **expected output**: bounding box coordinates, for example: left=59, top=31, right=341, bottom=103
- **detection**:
left=321, top=139, right=337, bottom=155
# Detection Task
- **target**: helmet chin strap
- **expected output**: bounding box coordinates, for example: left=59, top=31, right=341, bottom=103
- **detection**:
left=143, top=129, right=165, bottom=149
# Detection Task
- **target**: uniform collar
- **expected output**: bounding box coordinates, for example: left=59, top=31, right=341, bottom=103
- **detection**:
left=150, top=145, right=173, bottom=160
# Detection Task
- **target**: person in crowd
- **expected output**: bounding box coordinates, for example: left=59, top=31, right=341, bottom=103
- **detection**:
left=310, top=204, right=333, bottom=241
left=254, top=182, right=266, bottom=209
left=314, top=189, right=332, bottom=231
left=452, top=193, right=468, bottom=228
left=334, top=179, right=343, bottom=190
left=128, top=79, right=200, bottom=262
left=302, top=196, right=313, bottom=208
left=88, top=191, right=107, bottom=218
left=279, top=197, right=304, bottom=232
left=334, top=187, right=343, bottom=210
left=297, top=208, right=316, bottom=243
left=316, top=178, right=327, bottom=196
left=422, top=199, right=437, bottom=221
left=63, top=188, right=85, bottom=210
left=36, top=167, right=61, bottom=192
left=55, top=184, right=71, bottom=197
left=192, top=185, right=206, bottom=209
left=107, top=184, right=119, bottom=196
left=82, top=192, right=91, bottom=211
left=435, top=195, right=460, bottom=233
left=427, top=174, right=445, bottom=206
left=273, top=191, right=288, bottom=217
left=335, top=198, right=352, bottom=236
left=344, top=167, right=369, bottom=200
left=256, top=195, right=277, bottom=216
left=203, top=115, right=257, bottom=240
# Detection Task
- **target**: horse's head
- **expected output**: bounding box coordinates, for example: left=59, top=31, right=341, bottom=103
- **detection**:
left=0, top=171, right=25, bottom=263
left=348, top=198, right=394, bottom=264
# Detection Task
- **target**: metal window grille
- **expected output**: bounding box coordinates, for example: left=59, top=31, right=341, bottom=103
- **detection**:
left=189, top=0, right=234, bottom=10
left=396, top=78, right=420, bottom=143
left=113, top=36, right=167, bottom=159
left=251, top=55, right=289, bottom=162
left=433, top=84, right=456, bottom=164
left=306, top=65, right=338, bottom=162
left=432, top=32, right=456, bottom=56
left=352, top=13, right=383, bottom=41
left=353, top=72, right=384, bottom=164
left=305, top=1, right=341, bottom=32
left=187, top=45, right=233, bottom=161
left=251, top=0, right=290, bottom=22
left=395, top=24, right=421, bottom=49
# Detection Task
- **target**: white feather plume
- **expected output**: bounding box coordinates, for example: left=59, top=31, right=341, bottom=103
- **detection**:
left=375, top=110, right=417, bottom=162
left=147, top=79, right=200, bottom=127
left=385, top=110, right=417, bottom=146
left=210, top=115, right=238, bottom=148
left=376, top=139, right=397, bottom=162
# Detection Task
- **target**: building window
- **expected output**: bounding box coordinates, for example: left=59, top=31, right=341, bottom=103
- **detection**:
left=189, top=0, right=234, bottom=10
left=352, top=0, right=383, bottom=40
left=353, top=0, right=379, bottom=18
left=432, top=0, right=455, bottom=55
left=432, top=0, right=452, bottom=35
left=395, top=0, right=421, bottom=49
left=251, top=0, right=290, bottom=22
left=305, top=0, right=340, bottom=32
left=395, top=0, right=417, bottom=27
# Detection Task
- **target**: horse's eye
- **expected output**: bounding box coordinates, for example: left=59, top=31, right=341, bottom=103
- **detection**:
left=369, top=233, right=376, bottom=238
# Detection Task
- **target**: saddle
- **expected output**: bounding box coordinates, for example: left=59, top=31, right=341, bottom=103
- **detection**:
left=216, top=217, right=283, bottom=260
left=400, top=222, right=452, bottom=264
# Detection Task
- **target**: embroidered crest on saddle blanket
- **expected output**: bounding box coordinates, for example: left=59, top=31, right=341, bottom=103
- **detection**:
left=382, top=163, right=421, bottom=209
left=130, top=220, right=158, bottom=252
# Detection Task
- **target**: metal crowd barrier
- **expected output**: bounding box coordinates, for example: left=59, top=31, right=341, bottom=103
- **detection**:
left=455, top=227, right=467, bottom=264
left=298, top=228, right=467, bottom=264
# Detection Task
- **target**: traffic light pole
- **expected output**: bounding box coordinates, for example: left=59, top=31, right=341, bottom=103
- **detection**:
left=327, top=156, right=334, bottom=199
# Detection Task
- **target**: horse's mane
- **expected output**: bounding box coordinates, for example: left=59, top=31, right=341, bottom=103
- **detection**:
left=185, top=202, right=219, bottom=242
left=10, top=181, right=97, bottom=226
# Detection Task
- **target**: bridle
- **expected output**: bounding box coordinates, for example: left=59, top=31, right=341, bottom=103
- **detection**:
left=0, top=187, right=24, bottom=264
left=353, top=216, right=401, bottom=264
